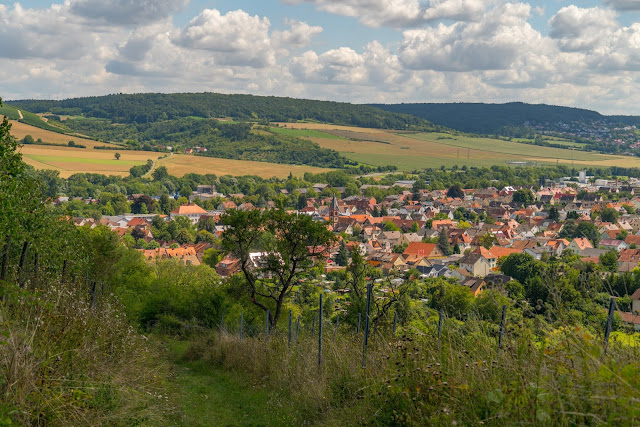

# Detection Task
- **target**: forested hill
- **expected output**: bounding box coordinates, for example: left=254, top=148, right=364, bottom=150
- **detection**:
left=8, top=93, right=435, bottom=130
left=370, top=102, right=605, bottom=134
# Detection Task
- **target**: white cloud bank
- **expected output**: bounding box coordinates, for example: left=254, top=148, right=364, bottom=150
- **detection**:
left=1, top=2, right=640, bottom=114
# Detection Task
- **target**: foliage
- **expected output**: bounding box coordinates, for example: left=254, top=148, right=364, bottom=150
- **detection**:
left=221, top=208, right=335, bottom=329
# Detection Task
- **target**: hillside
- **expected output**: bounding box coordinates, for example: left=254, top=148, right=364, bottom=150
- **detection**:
left=371, top=102, right=606, bottom=134
left=9, top=93, right=435, bottom=130
left=8, top=93, right=439, bottom=169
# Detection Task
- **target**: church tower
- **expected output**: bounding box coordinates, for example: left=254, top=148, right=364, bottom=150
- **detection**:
left=330, top=195, right=339, bottom=227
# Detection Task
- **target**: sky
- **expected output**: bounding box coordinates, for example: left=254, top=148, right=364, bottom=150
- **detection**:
left=1, top=1, right=640, bottom=114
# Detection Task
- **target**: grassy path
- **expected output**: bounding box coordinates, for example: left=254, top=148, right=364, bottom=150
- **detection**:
left=168, top=341, right=298, bottom=426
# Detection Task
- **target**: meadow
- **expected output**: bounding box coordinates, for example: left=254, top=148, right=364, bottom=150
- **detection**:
left=274, top=122, right=640, bottom=170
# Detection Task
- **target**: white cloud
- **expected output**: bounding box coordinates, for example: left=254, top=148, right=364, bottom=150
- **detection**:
left=70, top=0, right=189, bottom=26
left=273, top=19, right=323, bottom=47
left=281, top=0, right=492, bottom=28
left=549, top=6, right=618, bottom=52
left=0, top=4, right=97, bottom=60
left=173, top=9, right=276, bottom=68
left=399, top=3, right=543, bottom=71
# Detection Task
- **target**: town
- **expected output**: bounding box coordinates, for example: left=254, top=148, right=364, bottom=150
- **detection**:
left=60, top=168, right=640, bottom=330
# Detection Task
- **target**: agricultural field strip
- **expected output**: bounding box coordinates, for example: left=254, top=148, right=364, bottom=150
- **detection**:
left=403, top=132, right=618, bottom=162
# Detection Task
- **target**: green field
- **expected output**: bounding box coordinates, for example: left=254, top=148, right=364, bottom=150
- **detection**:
left=269, top=126, right=346, bottom=140
left=279, top=121, right=640, bottom=170
left=0, top=105, right=21, bottom=120
left=20, top=109, right=69, bottom=133
left=25, top=154, right=142, bottom=166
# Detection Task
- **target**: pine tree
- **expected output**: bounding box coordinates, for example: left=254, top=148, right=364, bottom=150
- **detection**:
left=437, top=228, right=452, bottom=256
left=336, top=240, right=349, bottom=266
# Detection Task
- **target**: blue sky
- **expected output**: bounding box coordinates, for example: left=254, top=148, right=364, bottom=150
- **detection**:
left=1, top=0, right=640, bottom=114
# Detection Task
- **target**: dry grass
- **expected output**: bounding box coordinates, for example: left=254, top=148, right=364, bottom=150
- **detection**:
left=191, top=319, right=640, bottom=426
left=19, top=145, right=163, bottom=178
left=0, top=279, right=175, bottom=425
left=158, top=154, right=331, bottom=178
left=9, top=120, right=112, bottom=148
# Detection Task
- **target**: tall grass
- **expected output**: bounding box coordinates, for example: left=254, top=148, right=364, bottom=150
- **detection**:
left=0, top=278, right=175, bottom=425
left=188, top=318, right=640, bottom=426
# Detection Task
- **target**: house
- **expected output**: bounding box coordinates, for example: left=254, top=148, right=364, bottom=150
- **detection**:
left=170, top=203, right=208, bottom=224
left=217, top=201, right=237, bottom=211
left=403, top=242, right=444, bottom=259
left=600, top=239, right=627, bottom=252
left=216, top=256, right=241, bottom=277
left=630, top=289, right=640, bottom=314
left=462, top=278, right=486, bottom=297
left=568, top=238, right=594, bottom=255
left=459, top=253, right=492, bottom=277
left=618, top=249, right=640, bottom=272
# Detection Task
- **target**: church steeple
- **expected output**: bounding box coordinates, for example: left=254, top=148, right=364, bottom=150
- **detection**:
left=330, top=195, right=339, bottom=226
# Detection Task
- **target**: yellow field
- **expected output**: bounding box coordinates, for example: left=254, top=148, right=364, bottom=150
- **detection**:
left=9, top=120, right=112, bottom=148
left=157, top=154, right=330, bottom=178
left=20, top=145, right=162, bottom=178
left=275, top=123, right=640, bottom=170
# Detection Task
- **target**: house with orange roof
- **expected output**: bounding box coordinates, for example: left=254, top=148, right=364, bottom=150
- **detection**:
left=170, top=203, right=208, bottom=224
left=568, top=237, right=594, bottom=255
left=403, top=242, right=444, bottom=259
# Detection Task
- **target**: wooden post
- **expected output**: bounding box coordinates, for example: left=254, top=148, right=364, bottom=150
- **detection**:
left=361, top=282, right=373, bottom=369
left=288, top=309, right=292, bottom=347
left=0, top=235, right=10, bottom=282
left=393, top=311, right=398, bottom=337
left=604, top=297, right=616, bottom=350
left=438, top=310, right=444, bottom=341
left=17, top=241, right=29, bottom=288
left=239, top=311, right=244, bottom=342
left=498, top=305, right=507, bottom=348
left=318, top=294, right=323, bottom=368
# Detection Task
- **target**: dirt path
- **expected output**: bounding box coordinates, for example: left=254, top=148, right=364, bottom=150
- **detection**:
left=143, top=152, right=172, bottom=178
left=168, top=340, right=298, bottom=426
left=17, top=109, right=23, bottom=120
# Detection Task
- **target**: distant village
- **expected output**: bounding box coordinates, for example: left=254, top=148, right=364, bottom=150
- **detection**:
left=59, top=169, right=640, bottom=311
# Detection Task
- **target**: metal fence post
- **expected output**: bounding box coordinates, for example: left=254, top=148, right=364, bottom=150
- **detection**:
left=498, top=305, right=507, bottom=348
left=361, top=282, right=373, bottom=369
left=604, top=297, right=616, bottom=350
left=393, top=311, right=398, bottom=337
left=318, top=294, right=323, bottom=368
left=265, top=310, right=270, bottom=338
left=288, top=309, right=293, bottom=347
left=33, top=252, right=39, bottom=282
left=17, top=241, right=29, bottom=288
left=0, top=235, right=10, bottom=281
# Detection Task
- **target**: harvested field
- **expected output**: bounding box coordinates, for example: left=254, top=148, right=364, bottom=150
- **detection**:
left=20, top=145, right=161, bottom=178
left=9, top=121, right=113, bottom=148
left=158, top=154, right=331, bottom=178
